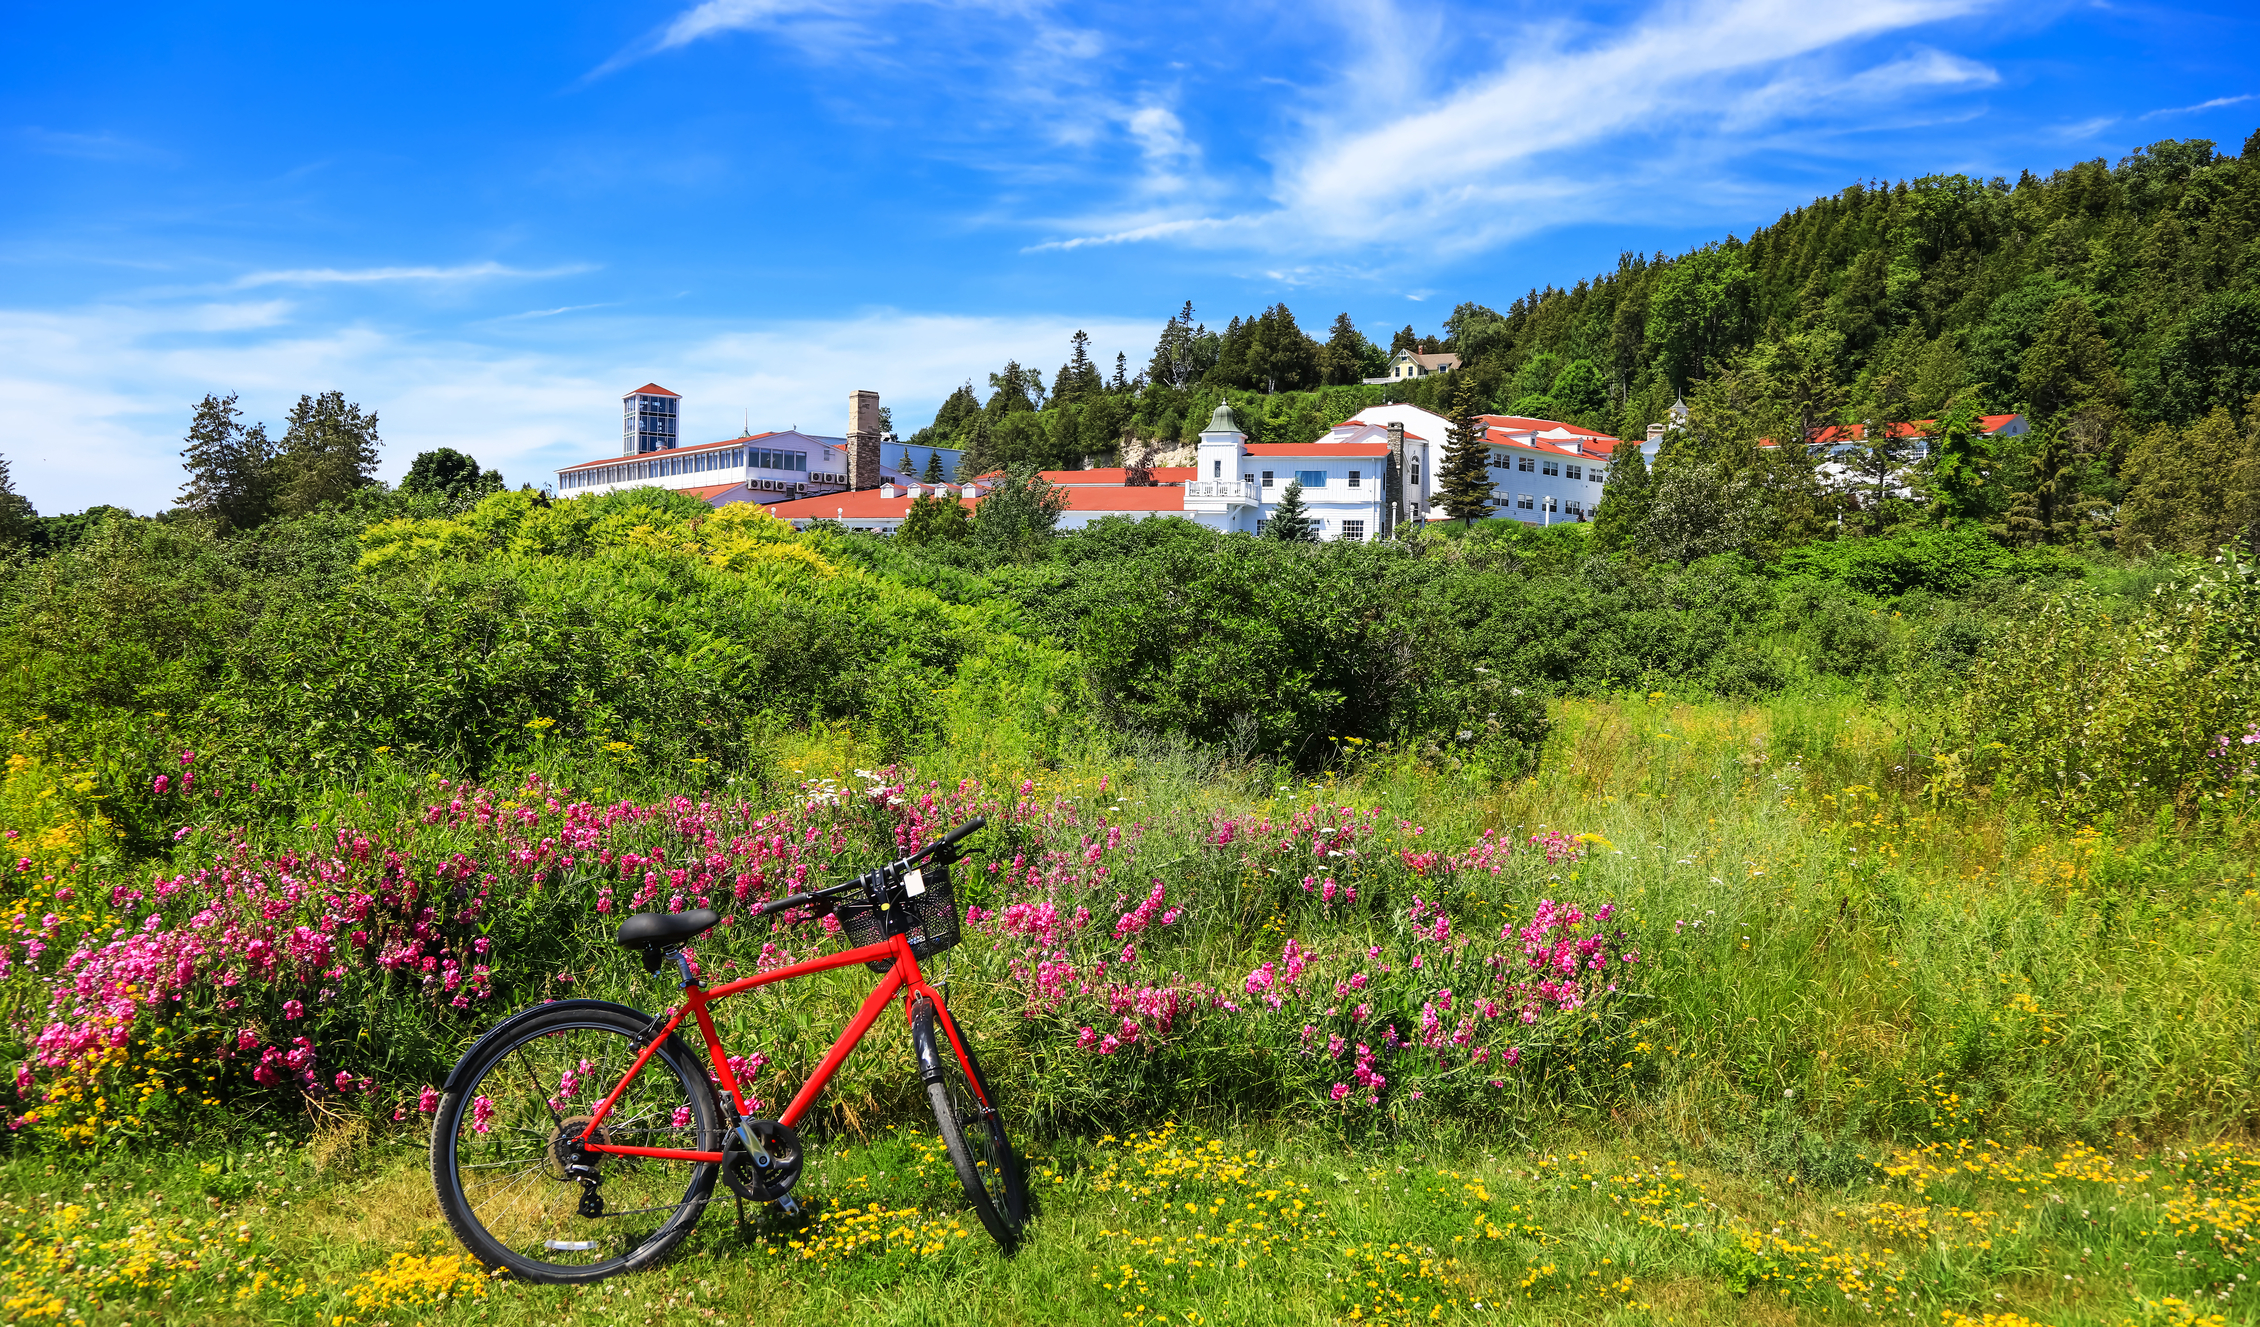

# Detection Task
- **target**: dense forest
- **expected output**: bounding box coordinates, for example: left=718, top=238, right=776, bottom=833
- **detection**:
left=910, top=131, right=2260, bottom=552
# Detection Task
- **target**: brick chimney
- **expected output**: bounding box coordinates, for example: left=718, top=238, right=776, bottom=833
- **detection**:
left=847, top=390, right=883, bottom=490
left=1384, top=422, right=1407, bottom=536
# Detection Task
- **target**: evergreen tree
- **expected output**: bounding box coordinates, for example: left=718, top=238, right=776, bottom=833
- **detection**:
left=922, top=450, right=946, bottom=483
left=1925, top=400, right=1992, bottom=523
left=1437, top=374, right=1495, bottom=525
left=1390, top=325, right=1421, bottom=355
left=0, top=454, right=37, bottom=549
left=2019, top=296, right=2124, bottom=418
left=2117, top=403, right=2260, bottom=554
left=1266, top=480, right=1315, bottom=542
left=177, top=392, right=277, bottom=533
left=899, top=446, right=917, bottom=474
left=273, top=391, right=380, bottom=517
left=1148, top=302, right=1215, bottom=391
left=1053, top=330, right=1104, bottom=406
left=1996, top=420, right=2108, bottom=546
left=1319, top=312, right=1378, bottom=386
left=1590, top=444, right=1652, bottom=552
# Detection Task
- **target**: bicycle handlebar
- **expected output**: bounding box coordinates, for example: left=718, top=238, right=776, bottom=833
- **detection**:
left=751, top=818, right=987, bottom=920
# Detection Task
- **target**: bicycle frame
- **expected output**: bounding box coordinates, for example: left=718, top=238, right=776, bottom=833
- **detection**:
left=573, top=924, right=989, bottom=1163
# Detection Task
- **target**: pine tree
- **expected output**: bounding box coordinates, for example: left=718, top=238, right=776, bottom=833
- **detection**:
left=1266, top=480, right=1315, bottom=542
left=1437, top=374, right=1494, bottom=525
left=273, top=391, right=380, bottom=517
left=898, top=446, right=917, bottom=475
left=177, top=392, right=277, bottom=533
left=1925, top=400, right=1991, bottom=523
left=922, top=450, right=946, bottom=483
left=1590, top=444, right=1652, bottom=552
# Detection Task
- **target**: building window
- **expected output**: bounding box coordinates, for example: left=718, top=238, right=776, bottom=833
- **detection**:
left=1295, top=470, right=1325, bottom=488
left=1541, top=459, right=1559, bottom=476
left=1243, top=473, right=1254, bottom=484
left=1517, top=455, right=1534, bottom=472
left=1545, top=495, right=1557, bottom=512
left=1591, top=467, right=1606, bottom=483
left=1341, top=520, right=1366, bottom=541
left=1214, top=460, right=1223, bottom=479
left=1348, top=470, right=1361, bottom=488
left=1517, top=494, right=1534, bottom=510
left=1566, top=464, right=1581, bottom=480
left=1261, top=471, right=1274, bottom=488
left=1413, top=458, right=1423, bottom=486
left=1255, top=519, right=1267, bottom=534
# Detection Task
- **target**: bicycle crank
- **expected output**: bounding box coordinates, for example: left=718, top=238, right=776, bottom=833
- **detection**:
left=722, top=1118, right=804, bottom=1207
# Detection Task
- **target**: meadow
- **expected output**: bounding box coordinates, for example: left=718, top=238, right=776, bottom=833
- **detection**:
left=0, top=494, right=2255, bottom=1325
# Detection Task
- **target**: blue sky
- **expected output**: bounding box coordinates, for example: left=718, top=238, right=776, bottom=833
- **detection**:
left=4, top=0, right=2255, bottom=513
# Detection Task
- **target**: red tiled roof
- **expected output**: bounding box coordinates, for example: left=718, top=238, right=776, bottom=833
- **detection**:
left=1244, top=443, right=1391, bottom=457
left=677, top=483, right=740, bottom=501
left=627, top=384, right=680, bottom=398
left=1771, top=413, right=2024, bottom=448
left=1039, top=467, right=1196, bottom=485
left=1060, top=487, right=1185, bottom=512
left=767, top=489, right=975, bottom=522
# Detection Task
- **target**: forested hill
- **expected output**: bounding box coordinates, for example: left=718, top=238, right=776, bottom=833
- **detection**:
left=915, top=131, right=2260, bottom=475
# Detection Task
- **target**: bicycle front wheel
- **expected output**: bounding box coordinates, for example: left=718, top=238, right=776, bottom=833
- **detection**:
left=432, top=1001, right=720, bottom=1283
left=912, top=998, right=1028, bottom=1251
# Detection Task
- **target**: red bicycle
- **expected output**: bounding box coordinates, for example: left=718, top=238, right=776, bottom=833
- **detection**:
left=430, top=818, right=1026, bottom=1283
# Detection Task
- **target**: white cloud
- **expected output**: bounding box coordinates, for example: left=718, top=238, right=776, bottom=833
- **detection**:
left=2139, top=93, right=2256, bottom=120
left=0, top=302, right=1153, bottom=515
left=17, top=127, right=171, bottom=163
left=228, top=261, right=595, bottom=289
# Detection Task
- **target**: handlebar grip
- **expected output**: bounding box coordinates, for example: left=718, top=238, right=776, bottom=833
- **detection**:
left=755, top=892, right=816, bottom=918
left=941, top=817, right=987, bottom=848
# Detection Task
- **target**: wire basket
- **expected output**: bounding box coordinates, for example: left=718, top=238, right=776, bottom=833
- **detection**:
left=834, top=860, right=961, bottom=973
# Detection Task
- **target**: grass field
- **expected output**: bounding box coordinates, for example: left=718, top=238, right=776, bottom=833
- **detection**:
left=3, top=694, right=2256, bottom=1326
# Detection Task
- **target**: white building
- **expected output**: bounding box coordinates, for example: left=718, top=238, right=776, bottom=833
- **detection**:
left=1364, top=350, right=1461, bottom=384
left=554, top=387, right=961, bottom=506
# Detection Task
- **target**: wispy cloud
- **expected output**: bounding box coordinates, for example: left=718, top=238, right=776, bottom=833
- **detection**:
left=2139, top=93, right=2255, bottom=119
left=17, top=127, right=170, bottom=163
left=228, top=261, right=595, bottom=289
left=488, top=303, right=621, bottom=322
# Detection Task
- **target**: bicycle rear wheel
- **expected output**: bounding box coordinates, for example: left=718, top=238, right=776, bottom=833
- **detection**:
left=912, top=998, right=1028, bottom=1251
left=432, top=1002, right=719, bottom=1283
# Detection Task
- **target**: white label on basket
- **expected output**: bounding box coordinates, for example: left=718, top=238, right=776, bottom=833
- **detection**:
left=903, top=868, right=926, bottom=896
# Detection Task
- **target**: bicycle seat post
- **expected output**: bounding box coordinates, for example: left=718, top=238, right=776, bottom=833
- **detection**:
left=670, top=949, right=698, bottom=990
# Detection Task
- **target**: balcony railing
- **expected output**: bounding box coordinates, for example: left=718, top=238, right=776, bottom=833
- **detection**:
left=1184, top=480, right=1260, bottom=504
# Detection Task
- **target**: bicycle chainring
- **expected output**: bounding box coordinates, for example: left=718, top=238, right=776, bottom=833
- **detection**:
left=722, top=1118, right=804, bottom=1202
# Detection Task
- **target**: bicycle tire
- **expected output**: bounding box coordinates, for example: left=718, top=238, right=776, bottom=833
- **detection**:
left=912, top=998, right=1028, bottom=1251
left=431, top=1002, right=720, bottom=1284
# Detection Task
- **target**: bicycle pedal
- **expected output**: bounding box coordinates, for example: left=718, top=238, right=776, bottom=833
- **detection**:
left=774, top=1193, right=800, bottom=1216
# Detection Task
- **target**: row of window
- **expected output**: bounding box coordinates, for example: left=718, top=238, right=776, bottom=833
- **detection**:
left=1512, top=494, right=1588, bottom=516
left=1259, top=469, right=1364, bottom=489
left=1251, top=518, right=1371, bottom=540
left=565, top=446, right=756, bottom=489
left=1492, top=452, right=1606, bottom=481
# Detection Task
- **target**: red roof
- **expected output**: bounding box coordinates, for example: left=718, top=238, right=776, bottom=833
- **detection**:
left=677, top=483, right=740, bottom=501
left=767, top=489, right=975, bottom=522
left=1244, top=443, right=1391, bottom=457
left=1039, top=467, right=1196, bottom=486
left=1059, top=487, right=1185, bottom=513
left=1791, top=413, right=2023, bottom=448
left=627, top=384, right=680, bottom=398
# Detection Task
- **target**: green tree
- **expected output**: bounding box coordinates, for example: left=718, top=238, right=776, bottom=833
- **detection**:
left=1266, top=480, right=1315, bottom=542
left=400, top=448, right=504, bottom=504
left=1547, top=359, right=1610, bottom=420
left=898, top=490, right=973, bottom=546
left=2155, top=290, right=2260, bottom=424
left=973, top=467, right=1069, bottom=557
left=2019, top=296, right=2124, bottom=419
left=177, top=392, right=277, bottom=533
left=922, top=450, right=946, bottom=483
left=1245, top=304, right=1322, bottom=394
left=1052, top=330, right=1105, bottom=406
left=2116, top=403, right=2260, bottom=554
left=1996, top=420, right=2107, bottom=546
left=1319, top=312, right=1382, bottom=386
left=0, top=454, right=37, bottom=549
left=1645, top=244, right=1754, bottom=390
left=1925, top=400, right=1993, bottom=524
left=1590, top=445, right=1652, bottom=553
left=1147, top=302, right=1216, bottom=391
left=1437, top=374, right=1494, bottom=526
left=273, top=391, right=380, bottom=516
left=1390, top=325, right=1421, bottom=355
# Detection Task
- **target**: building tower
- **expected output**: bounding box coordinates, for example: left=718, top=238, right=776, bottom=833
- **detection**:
left=623, top=384, right=681, bottom=456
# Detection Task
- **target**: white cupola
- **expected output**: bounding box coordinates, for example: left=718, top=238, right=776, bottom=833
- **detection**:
left=1196, top=400, right=1247, bottom=486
